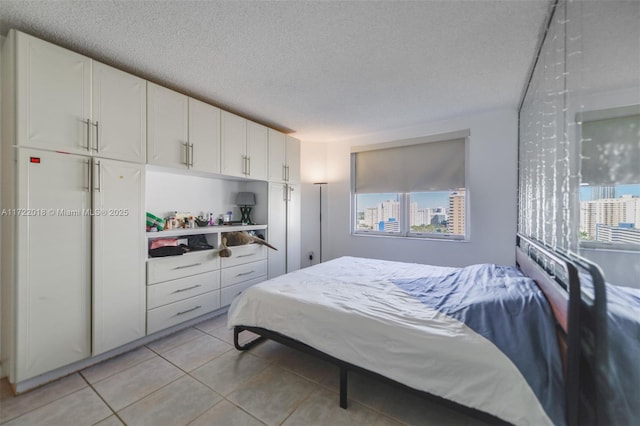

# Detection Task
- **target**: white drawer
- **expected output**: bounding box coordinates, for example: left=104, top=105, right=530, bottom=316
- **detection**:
left=147, top=290, right=220, bottom=335
left=221, top=277, right=264, bottom=307
left=147, top=271, right=220, bottom=310
left=220, top=244, right=266, bottom=268
left=147, top=250, right=220, bottom=284
left=221, top=260, right=267, bottom=288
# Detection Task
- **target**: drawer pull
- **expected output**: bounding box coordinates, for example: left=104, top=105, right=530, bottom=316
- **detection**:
left=173, top=284, right=201, bottom=293
left=236, top=270, right=255, bottom=277
left=237, top=254, right=255, bottom=258
left=176, top=305, right=202, bottom=316
left=173, top=263, right=202, bottom=270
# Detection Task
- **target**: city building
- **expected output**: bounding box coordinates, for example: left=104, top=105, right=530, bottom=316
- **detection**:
left=580, top=195, right=640, bottom=240
left=447, top=190, right=466, bottom=235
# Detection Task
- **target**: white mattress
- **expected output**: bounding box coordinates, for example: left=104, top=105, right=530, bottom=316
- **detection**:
left=228, top=256, right=553, bottom=425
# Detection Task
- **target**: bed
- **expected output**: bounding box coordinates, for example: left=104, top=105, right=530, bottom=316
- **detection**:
left=228, top=236, right=599, bottom=426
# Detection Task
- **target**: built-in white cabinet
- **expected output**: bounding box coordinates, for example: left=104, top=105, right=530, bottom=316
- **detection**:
left=189, top=98, right=221, bottom=174
left=92, top=160, right=146, bottom=355
left=92, top=62, right=146, bottom=162
left=15, top=31, right=146, bottom=162
left=147, top=83, right=189, bottom=169
left=146, top=249, right=221, bottom=334
left=268, top=182, right=301, bottom=279
left=16, top=31, right=91, bottom=154
left=268, top=130, right=300, bottom=183
left=147, top=84, right=221, bottom=173
left=15, top=149, right=92, bottom=381
left=221, top=111, right=268, bottom=180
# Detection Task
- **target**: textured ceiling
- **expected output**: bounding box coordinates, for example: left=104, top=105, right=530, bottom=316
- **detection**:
left=0, top=0, right=551, bottom=143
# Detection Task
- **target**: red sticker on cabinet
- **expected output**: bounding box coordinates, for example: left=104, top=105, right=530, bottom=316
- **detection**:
left=30, top=157, right=41, bottom=164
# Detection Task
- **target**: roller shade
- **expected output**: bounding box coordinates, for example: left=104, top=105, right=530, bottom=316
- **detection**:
left=581, top=112, right=640, bottom=185
left=354, top=138, right=465, bottom=193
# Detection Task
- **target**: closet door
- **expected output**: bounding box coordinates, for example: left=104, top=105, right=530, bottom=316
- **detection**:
left=286, top=183, right=301, bottom=272
left=285, top=136, right=301, bottom=184
left=268, top=129, right=286, bottom=182
left=92, top=159, right=146, bottom=355
left=268, top=182, right=287, bottom=279
left=93, top=62, right=146, bottom=163
left=246, top=121, right=268, bottom=180
left=221, top=111, right=247, bottom=178
left=147, top=82, right=189, bottom=169
left=188, top=98, right=221, bottom=174
left=16, top=31, right=91, bottom=154
left=16, top=149, right=91, bottom=381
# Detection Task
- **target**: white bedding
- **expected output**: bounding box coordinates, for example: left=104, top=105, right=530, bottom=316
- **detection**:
left=227, top=256, right=554, bottom=425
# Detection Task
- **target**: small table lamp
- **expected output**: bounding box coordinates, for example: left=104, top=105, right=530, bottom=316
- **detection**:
left=236, top=192, right=256, bottom=224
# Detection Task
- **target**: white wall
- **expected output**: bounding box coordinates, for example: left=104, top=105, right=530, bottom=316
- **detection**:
left=320, top=108, right=518, bottom=267
left=299, top=142, right=328, bottom=267
left=145, top=169, right=268, bottom=226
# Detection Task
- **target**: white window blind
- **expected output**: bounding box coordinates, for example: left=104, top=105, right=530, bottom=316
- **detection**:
left=353, top=137, right=466, bottom=194
left=581, top=109, right=640, bottom=186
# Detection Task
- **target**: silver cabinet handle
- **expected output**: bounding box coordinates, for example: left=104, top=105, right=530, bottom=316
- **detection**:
left=282, top=164, right=287, bottom=181
left=85, top=118, right=91, bottom=151
left=173, top=262, right=202, bottom=270
left=86, top=159, right=91, bottom=192
left=94, top=160, right=102, bottom=192
left=242, top=155, right=247, bottom=175
left=247, top=156, right=251, bottom=176
left=182, top=142, right=189, bottom=167
left=91, top=121, right=100, bottom=152
left=288, top=185, right=293, bottom=201
left=176, top=305, right=202, bottom=316
left=236, top=270, right=255, bottom=277
left=286, top=165, right=290, bottom=181
left=173, top=284, right=201, bottom=293
left=189, top=143, right=194, bottom=167
left=282, top=184, right=287, bottom=202
left=237, top=253, right=255, bottom=258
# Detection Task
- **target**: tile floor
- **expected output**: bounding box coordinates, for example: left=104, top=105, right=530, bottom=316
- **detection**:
left=0, top=314, right=488, bottom=426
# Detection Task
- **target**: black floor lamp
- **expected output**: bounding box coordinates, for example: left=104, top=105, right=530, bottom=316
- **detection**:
left=313, top=182, right=327, bottom=263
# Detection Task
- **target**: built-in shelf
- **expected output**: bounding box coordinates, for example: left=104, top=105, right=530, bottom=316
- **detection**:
left=146, top=224, right=267, bottom=239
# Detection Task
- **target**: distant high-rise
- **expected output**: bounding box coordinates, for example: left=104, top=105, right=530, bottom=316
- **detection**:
left=447, top=190, right=465, bottom=234
left=591, top=185, right=616, bottom=200
left=580, top=194, right=640, bottom=240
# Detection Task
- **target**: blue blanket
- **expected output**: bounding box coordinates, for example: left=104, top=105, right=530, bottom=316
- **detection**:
left=392, top=263, right=565, bottom=426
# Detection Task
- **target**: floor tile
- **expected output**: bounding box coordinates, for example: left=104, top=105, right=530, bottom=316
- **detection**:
left=2, top=387, right=111, bottom=426
left=249, top=339, right=298, bottom=362
left=189, top=400, right=265, bottom=426
left=146, top=327, right=205, bottom=354
left=191, top=350, right=271, bottom=396
left=118, top=375, right=221, bottom=426
left=372, top=414, right=406, bottom=426
left=204, top=325, right=260, bottom=346
left=282, top=388, right=380, bottom=426
left=92, top=356, right=184, bottom=411
left=193, top=314, right=228, bottom=334
left=81, top=346, right=157, bottom=384
left=227, top=365, right=319, bottom=426
left=381, top=386, right=485, bottom=426
left=161, top=334, right=232, bottom=372
left=277, top=349, right=339, bottom=385
left=92, top=415, right=125, bottom=426
left=0, top=373, right=87, bottom=423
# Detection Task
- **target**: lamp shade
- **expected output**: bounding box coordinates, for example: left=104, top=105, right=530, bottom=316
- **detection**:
left=235, top=192, right=256, bottom=206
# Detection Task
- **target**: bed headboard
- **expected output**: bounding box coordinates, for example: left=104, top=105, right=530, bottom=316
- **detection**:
left=516, top=234, right=608, bottom=426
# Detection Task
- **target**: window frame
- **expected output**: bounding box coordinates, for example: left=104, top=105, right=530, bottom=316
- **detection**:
left=350, top=130, right=470, bottom=241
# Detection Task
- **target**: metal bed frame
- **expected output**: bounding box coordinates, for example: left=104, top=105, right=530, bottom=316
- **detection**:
left=234, top=235, right=607, bottom=426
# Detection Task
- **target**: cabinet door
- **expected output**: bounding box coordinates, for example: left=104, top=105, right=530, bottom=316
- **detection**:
left=220, top=111, right=247, bottom=178
left=268, top=129, right=286, bottom=182
left=286, top=183, right=301, bottom=273
left=93, top=62, right=146, bottom=163
left=92, top=159, right=146, bottom=355
left=285, top=135, right=301, bottom=183
left=268, top=182, right=287, bottom=279
left=188, top=98, right=221, bottom=174
left=147, top=82, right=189, bottom=169
left=16, top=31, right=91, bottom=154
left=246, top=121, right=268, bottom=181
left=16, top=150, right=91, bottom=381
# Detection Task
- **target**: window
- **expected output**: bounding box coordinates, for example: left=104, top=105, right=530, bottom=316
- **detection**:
left=351, top=131, right=468, bottom=240
left=578, top=106, right=640, bottom=248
